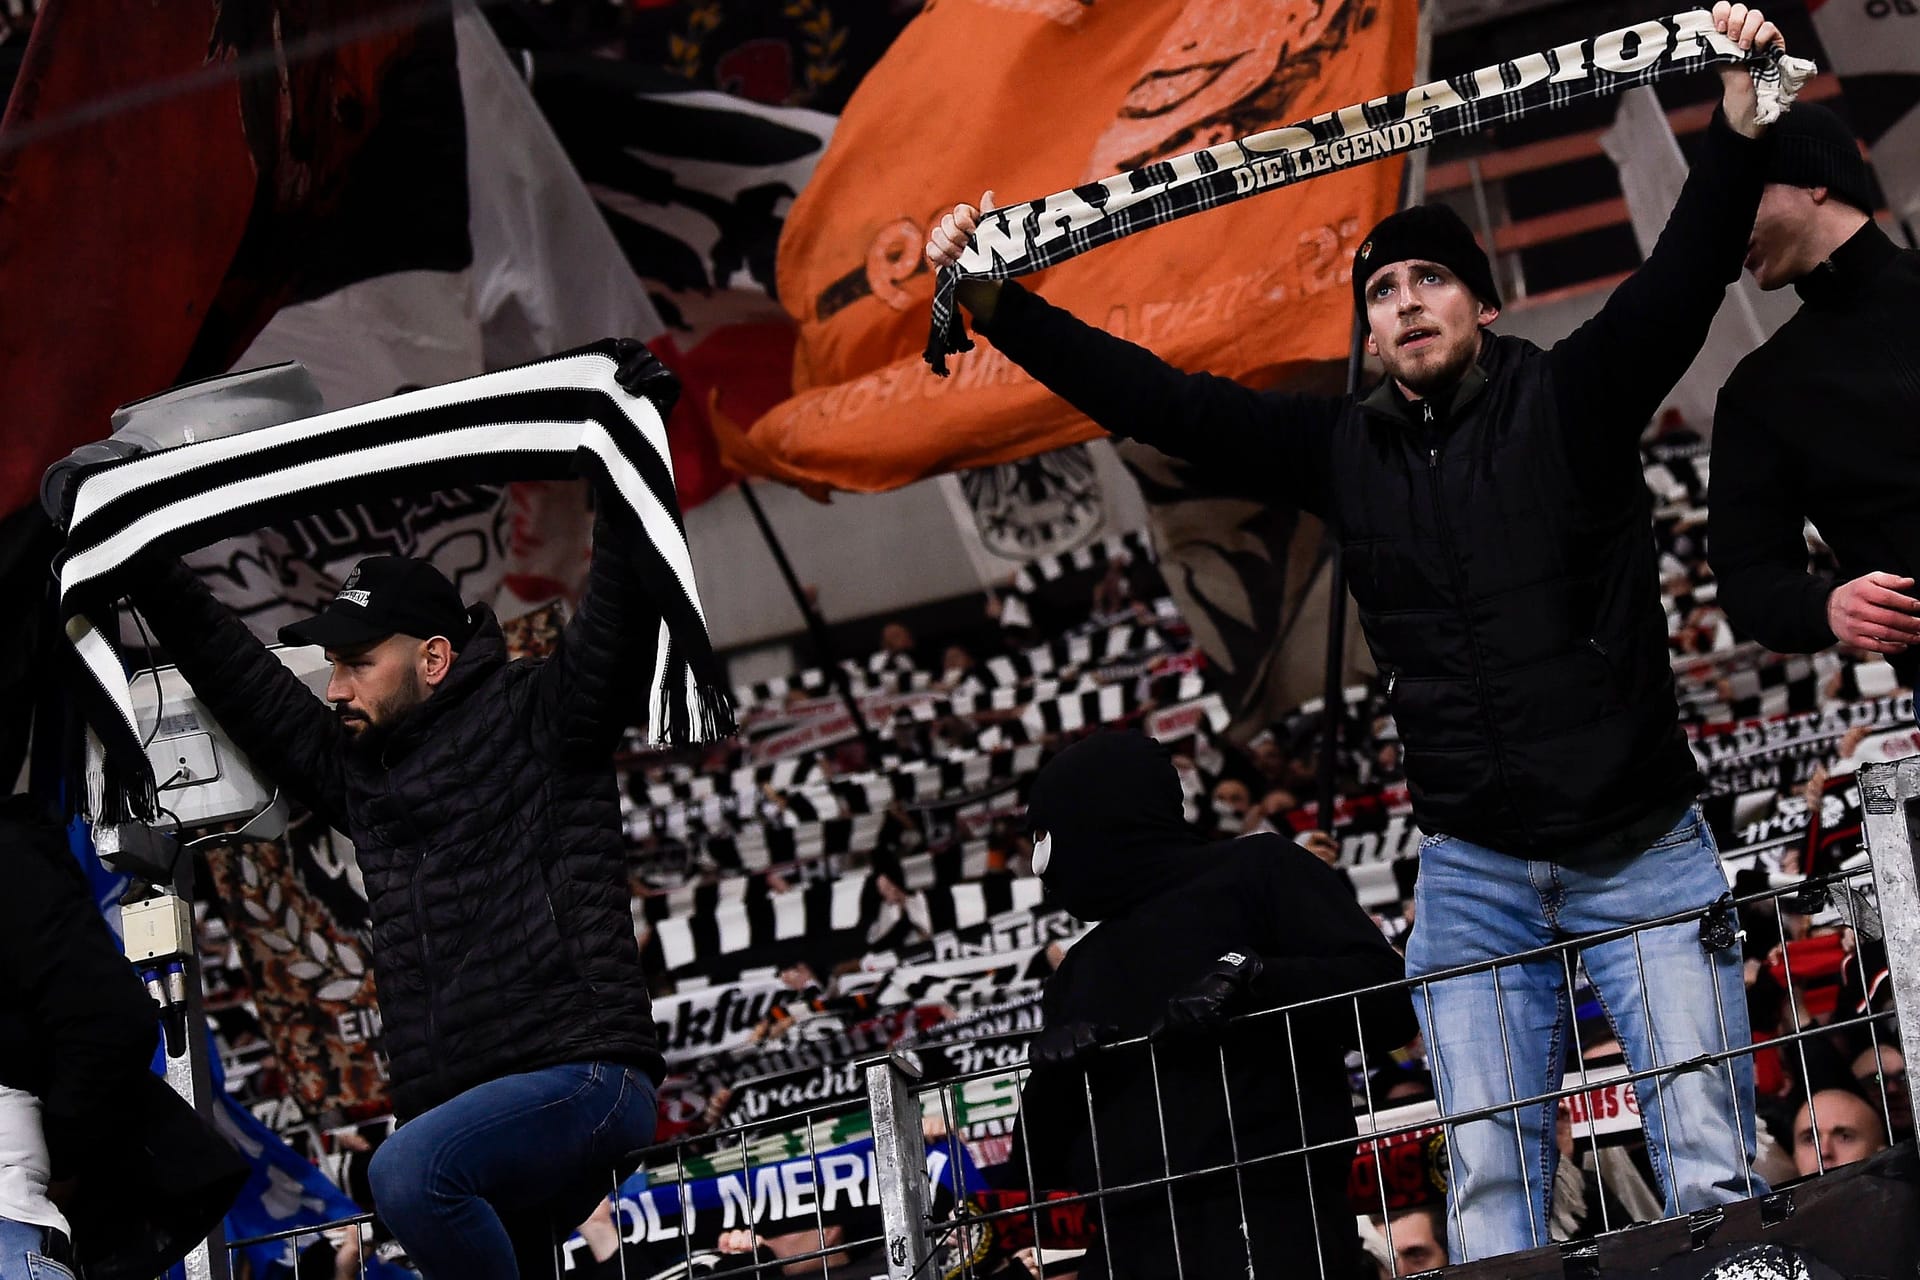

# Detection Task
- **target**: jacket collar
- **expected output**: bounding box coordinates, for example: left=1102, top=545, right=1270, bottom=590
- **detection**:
left=1794, top=221, right=1899, bottom=308
left=1358, top=333, right=1494, bottom=426
left=377, top=606, right=509, bottom=762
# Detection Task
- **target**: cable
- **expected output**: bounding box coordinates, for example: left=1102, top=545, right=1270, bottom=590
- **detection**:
left=184, top=788, right=281, bottom=849
left=125, top=597, right=166, bottom=750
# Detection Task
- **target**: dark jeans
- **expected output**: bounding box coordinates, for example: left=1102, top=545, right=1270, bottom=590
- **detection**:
left=368, top=1062, right=657, bottom=1280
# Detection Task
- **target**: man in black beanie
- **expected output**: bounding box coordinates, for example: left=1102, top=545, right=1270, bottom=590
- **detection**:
left=1709, top=105, right=1920, bottom=697
left=928, top=2, right=1785, bottom=1261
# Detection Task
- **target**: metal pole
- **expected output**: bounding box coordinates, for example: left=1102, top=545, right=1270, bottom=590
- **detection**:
left=864, top=1053, right=932, bottom=1280
left=1318, top=0, right=1432, bottom=833
left=1854, top=759, right=1920, bottom=1077
left=737, top=479, right=885, bottom=761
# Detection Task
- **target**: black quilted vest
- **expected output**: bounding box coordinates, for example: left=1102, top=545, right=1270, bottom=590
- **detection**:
left=1334, top=334, right=1700, bottom=857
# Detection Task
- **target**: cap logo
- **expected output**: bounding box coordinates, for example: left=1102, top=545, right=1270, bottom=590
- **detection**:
left=1359, top=239, right=1373, bottom=260
left=338, top=588, right=371, bottom=607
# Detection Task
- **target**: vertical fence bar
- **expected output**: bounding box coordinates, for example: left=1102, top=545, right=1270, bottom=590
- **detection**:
left=867, top=1053, right=932, bottom=1280
left=1281, top=1011, right=1328, bottom=1278
left=1214, top=1041, right=1255, bottom=1279
left=1561, top=949, right=1613, bottom=1236
left=1143, top=1038, right=1189, bottom=1280
left=1487, top=963, right=1539, bottom=1250
left=1857, top=760, right=1920, bottom=1077
left=1628, top=929, right=1681, bottom=1213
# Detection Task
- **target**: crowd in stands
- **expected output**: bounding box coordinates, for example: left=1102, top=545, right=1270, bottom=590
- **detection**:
left=183, top=433, right=1915, bottom=1279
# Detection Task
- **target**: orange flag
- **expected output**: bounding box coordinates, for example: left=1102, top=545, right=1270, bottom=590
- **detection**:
left=722, top=0, right=1418, bottom=495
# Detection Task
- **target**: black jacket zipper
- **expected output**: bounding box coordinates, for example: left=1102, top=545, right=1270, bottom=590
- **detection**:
left=1422, top=400, right=1533, bottom=846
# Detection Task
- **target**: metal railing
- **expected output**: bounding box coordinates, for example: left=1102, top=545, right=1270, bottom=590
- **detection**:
left=223, top=763, right=1920, bottom=1279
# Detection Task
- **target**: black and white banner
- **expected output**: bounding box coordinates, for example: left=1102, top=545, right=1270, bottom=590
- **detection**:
left=59, top=344, right=733, bottom=821
left=926, top=10, right=1813, bottom=371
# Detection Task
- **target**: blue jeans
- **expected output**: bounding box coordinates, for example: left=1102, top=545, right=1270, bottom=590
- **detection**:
left=0, top=1219, right=71, bottom=1280
left=1405, top=806, right=1766, bottom=1262
left=368, top=1062, right=658, bottom=1280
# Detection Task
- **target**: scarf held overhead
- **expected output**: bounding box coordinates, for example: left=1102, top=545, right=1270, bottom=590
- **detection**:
left=926, top=8, right=1815, bottom=373
left=57, top=340, right=735, bottom=824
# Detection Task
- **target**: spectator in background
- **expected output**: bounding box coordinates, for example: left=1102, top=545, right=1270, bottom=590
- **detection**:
left=1851, top=1044, right=1910, bottom=1141
left=1013, top=732, right=1417, bottom=1279
left=1710, top=105, right=1920, bottom=706
left=1367, top=1204, right=1448, bottom=1279
left=1790, top=1087, right=1889, bottom=1177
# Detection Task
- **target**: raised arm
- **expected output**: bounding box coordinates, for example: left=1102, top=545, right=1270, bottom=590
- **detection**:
left=525, top=505, right=663, bottom=761
left=128, top=559, right=350, bottom=831
left=927, top=197, right=1341, bottom=516
left=1549, top=8, right=1778, bottom=457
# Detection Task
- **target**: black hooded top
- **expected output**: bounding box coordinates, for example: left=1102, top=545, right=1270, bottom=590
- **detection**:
left=1015, top=732, right=1418, bottom=1279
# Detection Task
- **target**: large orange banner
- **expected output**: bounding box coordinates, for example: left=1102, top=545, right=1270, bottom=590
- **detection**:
left=721, top=0, right=1418, bottom=496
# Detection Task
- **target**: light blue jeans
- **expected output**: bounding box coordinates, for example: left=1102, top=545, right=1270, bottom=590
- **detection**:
left=0, top=1219, right=71, bottom=1280
left=1405, top=806, right=1765, bottom=1261
left=369, top=1062, right=658, bottom=1280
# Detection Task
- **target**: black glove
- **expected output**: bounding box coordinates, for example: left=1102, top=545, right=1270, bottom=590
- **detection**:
left=1155, top=950, right=1264, bottom=1039
left=612, top=339, right=681, bottom=419
left=1030, top=1020, right=1117, bottom=1068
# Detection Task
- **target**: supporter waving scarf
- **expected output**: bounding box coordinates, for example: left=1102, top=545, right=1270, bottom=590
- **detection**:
left=55, top=340, right=734, bottom=823
left=927, top=8, right=1813, bottom=372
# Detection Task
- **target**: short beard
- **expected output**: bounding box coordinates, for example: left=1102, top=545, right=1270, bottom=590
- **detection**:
left=343, top=670, right=429, bottom=758
left=1390, top=332, right=1482, bottom=399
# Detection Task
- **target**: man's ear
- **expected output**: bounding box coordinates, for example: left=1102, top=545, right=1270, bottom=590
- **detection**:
left=1808, top=184, right=1832, bottom=206
left=1477, top=303, right=1501, bottom=329
left=1364, top=330, right=1381, bottom=358
left=421, top=636, right=456, bottom=687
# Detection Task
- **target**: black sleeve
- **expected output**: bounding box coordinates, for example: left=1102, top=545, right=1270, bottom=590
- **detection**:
left=129, top=560, right=351, bottom=832
left=1241, top=840, right=1418, bottom=1052
left=1548, top=112, right=1770, bottom=468
left=526, top=507, right=663, bottom=762
left=978, top=282, right=1342, bottom=517
left=1010, top=966, right=1087, bottom=1193
left=0, top=817, right=158, bottom=1178
left=1708, top=377, right=1837, bottom=652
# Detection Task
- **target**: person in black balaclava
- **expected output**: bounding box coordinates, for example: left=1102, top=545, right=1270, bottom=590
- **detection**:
left=1007, top=732, right=1416, bottom=1280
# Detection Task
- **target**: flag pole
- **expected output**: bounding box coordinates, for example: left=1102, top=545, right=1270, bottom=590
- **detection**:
left=736, top=479, right=885, bottom=763
left=1319, top=0, right=1433, bottom=834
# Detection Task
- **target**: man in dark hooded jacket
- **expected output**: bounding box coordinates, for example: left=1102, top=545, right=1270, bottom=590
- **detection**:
left=1010, top=732, right=1416, bottom=1279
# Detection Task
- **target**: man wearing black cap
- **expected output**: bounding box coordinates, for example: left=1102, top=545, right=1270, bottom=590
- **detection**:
left=927, top=3, right=1782, bottom=1260
left=1709, top=105, right=1920, bottom=691
left=124, top=365, right=685, bottom=1278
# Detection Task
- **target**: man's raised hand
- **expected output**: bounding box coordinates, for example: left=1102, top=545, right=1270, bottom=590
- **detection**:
left=1712, top=2, right=1784, bottom=139
left=1827, top=571, right=1920, bottom=654
left=925, top=190, right=996, bottom=271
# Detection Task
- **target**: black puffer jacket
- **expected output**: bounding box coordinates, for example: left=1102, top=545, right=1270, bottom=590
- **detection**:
left=132, top=513, right=665, bottom=1119
left=980, top=115, right=1768, bottom=859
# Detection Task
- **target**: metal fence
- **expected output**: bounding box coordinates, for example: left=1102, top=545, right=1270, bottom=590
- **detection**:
left=224, top=760, right=1920, bottom=1279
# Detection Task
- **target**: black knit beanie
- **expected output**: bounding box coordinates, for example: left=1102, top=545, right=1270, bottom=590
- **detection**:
left=1767, top=103, right=1875, bottom=214
left=1353, top=203, right=1502, bottom=313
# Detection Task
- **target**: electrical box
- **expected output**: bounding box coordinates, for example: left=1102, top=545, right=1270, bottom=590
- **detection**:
left=132, top=645, right=333, bottom=831
left=122, top=893, right=194, bottom=963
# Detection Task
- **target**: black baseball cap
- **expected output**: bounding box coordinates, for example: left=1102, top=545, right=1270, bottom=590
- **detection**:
left=278, top=557, right=473, bottom=652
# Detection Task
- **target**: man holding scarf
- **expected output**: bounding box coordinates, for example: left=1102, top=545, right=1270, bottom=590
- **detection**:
left=928, top=3, right=1782, bottom=1259
left=118, top=355, right=686, bottom=1278
left=1708, top=105, right=1920, bottom=699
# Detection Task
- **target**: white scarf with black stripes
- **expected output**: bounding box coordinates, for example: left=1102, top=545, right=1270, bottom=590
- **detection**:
left=56, top=340, right=734, bottom=823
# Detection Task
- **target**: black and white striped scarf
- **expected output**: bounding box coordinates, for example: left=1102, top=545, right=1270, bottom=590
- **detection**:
left=57, top=340, right=734, bottom=823
left=926, top=8, right=1815, bottom=373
